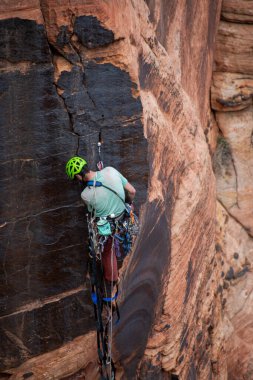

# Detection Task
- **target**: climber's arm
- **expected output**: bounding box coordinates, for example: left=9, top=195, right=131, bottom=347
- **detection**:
left=124, top=182, right=136, bottom=202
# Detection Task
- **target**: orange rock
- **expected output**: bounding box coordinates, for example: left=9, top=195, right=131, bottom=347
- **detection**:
left=9, top=333, right=99, bottom=380
left=214, top=21, right=253, bottom=74
left=215, top=107, right=253, bottom=236
left=212, top=72, right=253, bottom=111
left=0, top=0, right=44, bottom=23
left=221, top=0, right=253, bottom=24
left=216, top=202, right=253, bottom=380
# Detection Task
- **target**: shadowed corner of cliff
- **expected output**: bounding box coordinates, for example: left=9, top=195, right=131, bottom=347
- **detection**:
left=112, top=197, right=172, bottom=378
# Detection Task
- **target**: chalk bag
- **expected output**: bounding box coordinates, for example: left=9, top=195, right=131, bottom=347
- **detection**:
left=97, top=219, right=112, bottom=236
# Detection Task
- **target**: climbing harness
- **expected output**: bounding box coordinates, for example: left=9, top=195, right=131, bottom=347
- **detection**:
left=85, top=131, right=139, bottom=380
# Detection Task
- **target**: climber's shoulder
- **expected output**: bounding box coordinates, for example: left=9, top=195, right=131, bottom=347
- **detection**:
left=102, top=166, right=119, bottom=175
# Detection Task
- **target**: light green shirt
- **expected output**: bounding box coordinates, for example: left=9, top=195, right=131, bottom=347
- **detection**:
left=81, top=167, right=128, bottom=217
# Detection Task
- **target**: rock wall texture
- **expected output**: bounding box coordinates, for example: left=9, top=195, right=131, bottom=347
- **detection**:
left=4, top=0, right=253, bottom=379
left=212, top=1, right=253, bottom=379
left=0, top=0, right=148, bottom=375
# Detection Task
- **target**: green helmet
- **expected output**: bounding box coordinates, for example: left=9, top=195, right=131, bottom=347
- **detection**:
left=66, top=156, right=87, bottom=180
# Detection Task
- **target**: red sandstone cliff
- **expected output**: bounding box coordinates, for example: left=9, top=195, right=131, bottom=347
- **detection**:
left=1, top=1, right=252, bottom=380
left=212, top=1, right=253, bottom=379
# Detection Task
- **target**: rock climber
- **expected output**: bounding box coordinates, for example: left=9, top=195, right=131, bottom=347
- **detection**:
left=65, top=156, right=136, bottom=284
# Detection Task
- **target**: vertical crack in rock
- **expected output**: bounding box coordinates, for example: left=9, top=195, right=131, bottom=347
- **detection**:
left=39, top=0, right=46, bottom=26
left=45, top=41, right=81, bottom=156
left=229, top=150, right=240, bottom=210
left=215, top=129, right=240, bottom=210
left=54, top=77, right=81, bottom=156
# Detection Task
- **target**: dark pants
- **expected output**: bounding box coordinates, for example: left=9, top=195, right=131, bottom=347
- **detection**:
left=102, top=237, right=118, bottom=282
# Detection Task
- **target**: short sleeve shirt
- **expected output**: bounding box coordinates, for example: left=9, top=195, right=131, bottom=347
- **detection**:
left=81, top=167, right=128, bottom=217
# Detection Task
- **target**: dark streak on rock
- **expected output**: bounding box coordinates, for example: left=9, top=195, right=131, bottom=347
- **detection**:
left=0, top=66, right=75, bottom=224
left=74, top=16, right=114, bottom=49
left=57, top=61, right=147, bottom=208
left=0, top=289, right=92, bottom=369
left=56, top=25, right=71, bottom=48
left=0, top=18, right=50, bottom=63
left=113, top=198, right=172, bottom=379
left=225, top=266, right=235, bottom=281
left=187, top=360, right=197, bottom=380
left=215, top=243, right=222, bottom=253
left=138, top=54, right=153, bottom=90
left=184, top=259, right=193, bottom=304
left=216, top=98, right=241, bottom=107
left=0, top=16, right=149, bottom=372
left=223, top=281, right=229, bottom=290
left=53, top=27, right=80, bottom=65
left=0, top=207, right=87, bottom=317
left=138, top=359, right=171, bottom=380
left=178, top=355, right=184, bottom=364
left=207, top=0, right=221, bottom=50
left=144, top=0, right=156, bottom=24
left=234, top=266, right=249, bottom=279
left=196, top=331, right=203, bottom=343
left=22, top=372, right=33, bottom=379
left=0, top=18, right=91, bottom=369
left=233, top=252, right=239, bottom=259
left=180, top=324, right=189, bottom=353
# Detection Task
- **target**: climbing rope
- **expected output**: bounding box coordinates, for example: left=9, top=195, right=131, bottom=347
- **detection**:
left=87, top=214, right=119, bottom=379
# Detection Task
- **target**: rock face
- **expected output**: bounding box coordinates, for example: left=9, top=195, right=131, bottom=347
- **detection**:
left=0, top=0, right=148, bottom=374
left=212, top=1, right=253, bottom=378
left=3, top=0, right=253, bottom=379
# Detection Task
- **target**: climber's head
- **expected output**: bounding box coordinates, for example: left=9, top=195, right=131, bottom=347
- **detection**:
left=65, top=156, right=89, bottom=180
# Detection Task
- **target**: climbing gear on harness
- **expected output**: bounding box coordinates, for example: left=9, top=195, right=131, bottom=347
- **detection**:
left=87, top=214, right=119, bottom=380
left=66, top=156, right=87, bottom=180
left=87, top=213, right=139, bottom=380
left=83, top=131, right=139, bottom=379
left=97, top=219, right=112, bottom=236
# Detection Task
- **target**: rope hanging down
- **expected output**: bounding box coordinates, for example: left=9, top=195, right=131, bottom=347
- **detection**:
left=86, top=131, right=139, bottom=380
